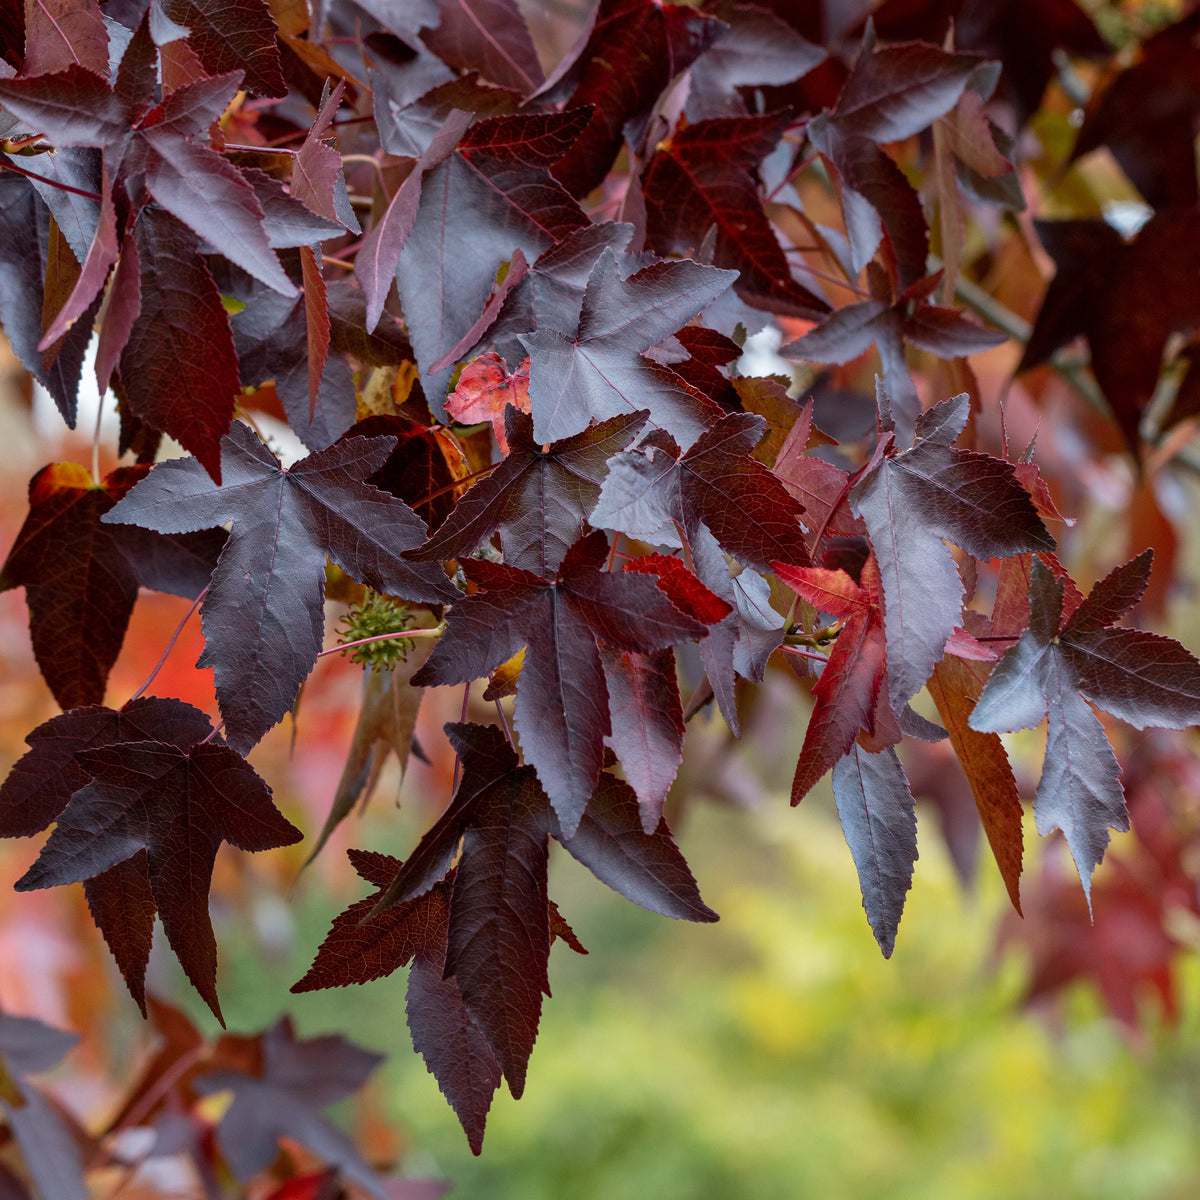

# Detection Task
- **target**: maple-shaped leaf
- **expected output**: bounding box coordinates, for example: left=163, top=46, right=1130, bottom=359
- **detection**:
left=832, top=742, right=917, bottom=957
left=293, top=852, right=502, bottom=1152
left=519, top=248, right=736, bottom=446
left=195, top=1017, right=391, bottom=1198
left=0, top=461, right=223, bottom=708
left=16, top=734, right=301, bottom=1022
left=102, top=421, right=457, bottom=754
left=0, top=1013, right=87, bottom=1200
left=774, top=555, right=888, bottom=804
left=643, top=111, right=829, bottom=319
left=364, top=723, right=555, bottom=1097
left=850, top=389, right=1053, bottom=718
left=468, top=221, right=637, bottom=369
left=0, top=35, right=296, bottom=296
left=557, top=772, right=718, bottom=921
left=411, top=408, right=646, bottom=576
left=970, top=554, right=1200, bottom=899
left=1019, top=213, right=1200, bottom=452
left=591, top=410, right=808, bottom=573
left=396, top=108, right=592, bottom=398
left=536, top=0, right=725, bottom=197
left=781, top=278, right=1006, bottom=440
left=159, top=0, right=288, bottom=98
left=412, top=534, right=710, bottom=834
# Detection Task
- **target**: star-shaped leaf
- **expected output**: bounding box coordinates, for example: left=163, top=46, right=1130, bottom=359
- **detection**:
left=411, top=407, right=647, bottom=576
left=102, top=421, right=457, bottom=754
left=970, top=553, right=1200, bottom=900
left=16, top=732, right=301, bottom=1023
left=850, top=389, right=1054, bottom=717
left=520, top=248, right=736, bottom=446
left=411, top=533, right=710, bottom=833
left=196, top=1017, right=391, bottom=1197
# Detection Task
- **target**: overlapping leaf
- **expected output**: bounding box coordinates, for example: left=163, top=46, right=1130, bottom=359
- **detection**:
left=411, top=533, right=711, bottom=833
left=590, top=410, right=809, bottom=572
left=806, top=35, right=982, bottom=288
left=15, top=712, right=301, bottom=1022
left=536, top=0, right=725, bottom=198
left=850, top=389, right=1054, bottom=717
left=395, top=108, right=592, bottom=398
left=195, top=1017, right=391, bottom=1198
left=970, top=553, right=1200, bottom=899
left=411, top=408, right=646, bottom=576
left=102, top=421, right=457, bottom=754
left=774, top=555, right=888, bottom=803
left=0, top=462, right=223, bottom=708
left=519, top=248, right=735, bottom=446
left=643, top=111, right=829, bottom=318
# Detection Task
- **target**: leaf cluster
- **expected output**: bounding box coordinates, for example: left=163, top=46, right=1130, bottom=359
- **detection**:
left=2, top=0, right=1200, bottom=1170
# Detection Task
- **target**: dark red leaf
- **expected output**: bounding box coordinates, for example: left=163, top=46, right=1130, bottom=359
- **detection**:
left=591, top=411, right=808, bottom=572
left=1069, top=12, right=1200, bottom=208
left=850, top=390, right=1053, bottom=716
left=599, top=646, right=685, bottom=830
left=160, top=0, right=288, bottom=98
left=196, top=1018, right=391, bottom=1196
left=411, top=408, right=647, bottom=576
left=643, top=111, right=829, bottom=318
left=116, top=208, right=242, bottom=480
left=775, top=556, right=888, bottom=804
left=540, top=0, right=725, bottom=198
left=421, top=0, right=544, bottom=94
left=557, top=772, right=717, bottom=921
left=412, top=534, right=709, bottom=833
left=16, top=737, right=301, bottom=1021
left=102, top=421, right=456, bottom=753
left=831, top=743, right=917, bottom=957
left=0, top=462, right=222, bottom=708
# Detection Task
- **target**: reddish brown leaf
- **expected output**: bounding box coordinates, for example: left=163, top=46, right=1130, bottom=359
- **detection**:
left=927, top=655, right=1023, bottom=913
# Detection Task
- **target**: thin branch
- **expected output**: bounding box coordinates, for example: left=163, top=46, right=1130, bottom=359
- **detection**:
left=128, top=588, right=207, bottom=702
left=316, top=626, right=444, bottom=659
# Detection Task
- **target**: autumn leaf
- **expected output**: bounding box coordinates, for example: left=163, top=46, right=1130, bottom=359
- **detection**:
left=103, top=421, right=457, bottom=754
left=971, top=554, right=1200, bottom=899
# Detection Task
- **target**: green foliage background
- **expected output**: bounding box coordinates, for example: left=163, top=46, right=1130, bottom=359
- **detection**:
left=195, top=778, right=1200, bottom=1200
